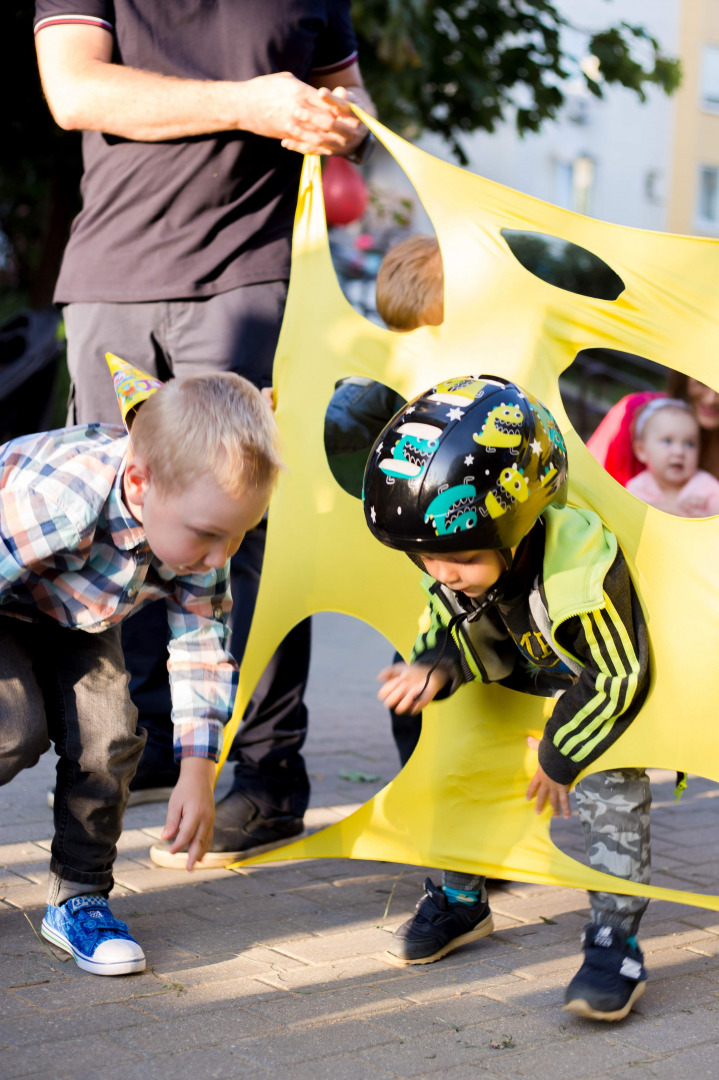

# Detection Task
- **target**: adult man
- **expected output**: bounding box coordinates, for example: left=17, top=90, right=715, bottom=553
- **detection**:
left=34, top=0, right=374, bottom=863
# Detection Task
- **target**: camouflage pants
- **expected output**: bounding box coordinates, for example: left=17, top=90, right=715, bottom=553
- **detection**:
left=575, top=768, right=651, bottom=937
left=444, top=768, right=651, bottom=937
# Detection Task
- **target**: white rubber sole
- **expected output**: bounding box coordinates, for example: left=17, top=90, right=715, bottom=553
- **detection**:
left=563, top=979, right=645, bottom=1021
left=149, top=829, right=308, bottom=870
left=41, top=919, right=146, bottom=976
left=385, top=912, right=495, bottom=966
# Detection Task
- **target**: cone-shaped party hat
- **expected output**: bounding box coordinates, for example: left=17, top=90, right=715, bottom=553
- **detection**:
left=106, top=352, right=162, bottom=429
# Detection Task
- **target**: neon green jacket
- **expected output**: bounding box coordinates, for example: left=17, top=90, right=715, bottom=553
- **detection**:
left=411, top=505, right=649, bottom=785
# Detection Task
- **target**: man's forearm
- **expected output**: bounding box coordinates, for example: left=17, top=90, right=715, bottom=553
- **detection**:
left=44, top=63, right=264, bottom=140
left=36, top=24, right=370, bottom=147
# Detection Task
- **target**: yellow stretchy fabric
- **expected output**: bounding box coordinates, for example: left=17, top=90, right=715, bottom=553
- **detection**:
left=217, top=111, right=719, bottom=912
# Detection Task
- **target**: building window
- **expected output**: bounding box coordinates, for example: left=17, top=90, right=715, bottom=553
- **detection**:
left=700, top=45, right=719, bottom=110
left=555, top=156, right=594, bottom=215
left=573, top=155, right=594, bottom=216
left=698, top=166, right=719, bottom=222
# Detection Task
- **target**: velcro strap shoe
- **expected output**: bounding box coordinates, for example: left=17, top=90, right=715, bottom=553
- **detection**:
left=564, top=923, right=646, bottom=1021
left=41, top=895, right=145, bottom=976
left=387, top=877, right=493, bottom=965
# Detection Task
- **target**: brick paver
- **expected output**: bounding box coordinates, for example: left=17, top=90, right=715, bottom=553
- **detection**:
left=3, top=613, right=719, bottom=1079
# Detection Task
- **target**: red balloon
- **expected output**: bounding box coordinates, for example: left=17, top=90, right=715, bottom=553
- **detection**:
left=322, top=156, right=369, bottom=227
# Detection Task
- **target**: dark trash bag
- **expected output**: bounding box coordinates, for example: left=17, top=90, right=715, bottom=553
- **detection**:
left=0, top=308, right=62, bottom=445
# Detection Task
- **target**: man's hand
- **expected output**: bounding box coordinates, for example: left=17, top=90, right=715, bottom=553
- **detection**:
left=525, top=736, right=571, bottom=818
left=240, top=73, right=361, bottom=156
left=161, top=757, right=216, bottom=870
left=377, top=661, right=449, bottom=715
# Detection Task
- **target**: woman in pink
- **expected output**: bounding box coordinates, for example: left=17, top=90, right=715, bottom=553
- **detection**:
left=587, top=374, right=719, bottom=489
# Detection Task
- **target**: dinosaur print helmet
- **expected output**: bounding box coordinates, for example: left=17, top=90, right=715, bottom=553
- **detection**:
left=363, top=375, right=568, bottom=552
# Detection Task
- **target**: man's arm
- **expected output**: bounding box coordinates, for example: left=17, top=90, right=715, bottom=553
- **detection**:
left=35, top=23, right=371, bottom=153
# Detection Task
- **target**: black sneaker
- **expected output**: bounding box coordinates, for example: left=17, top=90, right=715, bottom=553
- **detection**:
left=386, top=877, right=493, bottom=965
left=564, top=924, right=647, bottom=1021
left=150, top=790, right=305, bottom=869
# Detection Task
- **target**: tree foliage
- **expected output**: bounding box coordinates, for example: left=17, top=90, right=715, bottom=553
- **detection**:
left=354, top=0, right=681, bottom=163
left=1, top=1, right=680, bottom=305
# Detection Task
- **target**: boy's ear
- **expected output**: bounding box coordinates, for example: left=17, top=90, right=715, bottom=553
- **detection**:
left=123, top=456, right=151, bottom=516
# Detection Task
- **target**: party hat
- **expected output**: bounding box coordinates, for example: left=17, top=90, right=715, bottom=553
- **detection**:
left=106, top=352, right=163, bottom=429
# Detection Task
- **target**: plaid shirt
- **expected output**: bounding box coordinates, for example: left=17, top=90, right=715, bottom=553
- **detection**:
left=0, top=423, right=238, bottom=762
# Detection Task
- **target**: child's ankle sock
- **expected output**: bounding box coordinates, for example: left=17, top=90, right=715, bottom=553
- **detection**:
left=626, top=934, right=638, bottom=949
left=441, top=871, right=487, bottom=906
left=443, top=885, right=480, bottom=905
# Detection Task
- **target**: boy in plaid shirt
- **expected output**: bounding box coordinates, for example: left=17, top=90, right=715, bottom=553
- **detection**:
left=0, top=362, right=280, bottom=975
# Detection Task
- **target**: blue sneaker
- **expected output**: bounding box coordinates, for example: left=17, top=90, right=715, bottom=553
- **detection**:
left=564, top=924, right=646, bottom=1021
left=387, top=878, right=494, bottom=965
left=41, top=895, right=145, bottom=976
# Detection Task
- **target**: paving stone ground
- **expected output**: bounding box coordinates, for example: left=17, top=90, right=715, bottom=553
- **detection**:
left=3, top=613, right=719, bottom=1079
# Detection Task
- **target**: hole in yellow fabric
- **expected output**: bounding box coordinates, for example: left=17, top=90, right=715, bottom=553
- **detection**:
left=559, top=348, right=667, bottom=445
left=561, top=354, right=719, bottom=517
left=501, top=229, right=625, bottom=301
left=324, top=378, right=406, bottom=499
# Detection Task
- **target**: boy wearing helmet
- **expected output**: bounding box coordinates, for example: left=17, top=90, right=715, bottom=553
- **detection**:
left=363, top=375, right=650, bottom=1023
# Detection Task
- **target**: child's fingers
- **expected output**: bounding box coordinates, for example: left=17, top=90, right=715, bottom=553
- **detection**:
left=379, top=680, right=412, bottom=711
left=408, top=683, right=435, bottom=714
left=168, top=809, right=200, bottom=856
left=161, top=802, right=181, bottom=842
left=377, top=676, right=403, bottom=705
left=526, top=735, right=540, bottom=751
left=397, top=689, right=423, bottom=715
left=390, top=676, right=430, bottom=714
left=185, top=823, right=209, bottom=871
left=558, top=787, right=572, bottom=819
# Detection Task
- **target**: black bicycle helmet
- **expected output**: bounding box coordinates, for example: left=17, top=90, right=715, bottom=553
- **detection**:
left=363, top=375, right=568, bottom=553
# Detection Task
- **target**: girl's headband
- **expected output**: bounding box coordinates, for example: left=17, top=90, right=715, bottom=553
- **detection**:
left=633, top=397, right=695, bottom=441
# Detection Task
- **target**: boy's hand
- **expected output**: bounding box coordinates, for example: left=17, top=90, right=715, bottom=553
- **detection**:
left=161, top=756, right=216, bottom=870
left=525, top=736, right=571, bottom=819
left=377, top=661, right=449, bottom=715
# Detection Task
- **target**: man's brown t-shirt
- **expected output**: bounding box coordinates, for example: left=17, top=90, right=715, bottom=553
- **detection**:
left=34, top=0, right=358, bottom=302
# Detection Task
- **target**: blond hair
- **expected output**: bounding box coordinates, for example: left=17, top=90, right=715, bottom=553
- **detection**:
left=376, top=235, right=444, bottom=331
left=130, top=373, right=282, bottom=497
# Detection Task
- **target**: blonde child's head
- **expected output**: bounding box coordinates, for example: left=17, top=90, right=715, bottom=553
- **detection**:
left=125, top=373, right=282, bottom=575
left=376, top=235, right=444, bottom=332
left=633, top=398, right=699, bottom=490
left=130, top=372, right=282, bottom=499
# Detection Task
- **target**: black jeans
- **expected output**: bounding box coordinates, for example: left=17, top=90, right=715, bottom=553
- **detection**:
left=64, top=284, right=312, bottom=819
left=0, top=615, right=144, bottom=903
